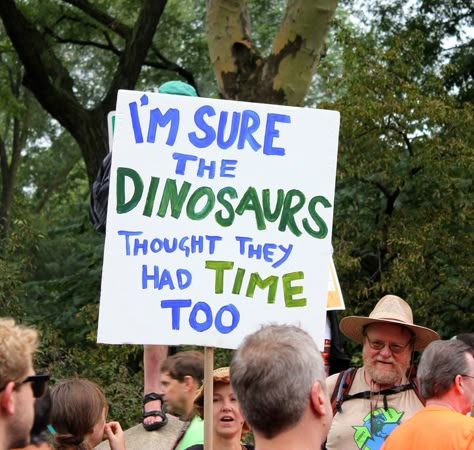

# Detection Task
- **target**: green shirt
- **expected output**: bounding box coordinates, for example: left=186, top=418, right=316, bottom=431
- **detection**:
left=176, top=415, right=204, bottom=450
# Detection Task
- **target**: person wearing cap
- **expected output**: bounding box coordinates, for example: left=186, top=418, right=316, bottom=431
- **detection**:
left=0, top=317, right=48, bottom=450
left=184, top=367, right=253, bottom=450
left=381, top=339, right=474, bottom=450
left=325, top=294, right=440, bottom=450
left=89, top=80, right=199, bottom=432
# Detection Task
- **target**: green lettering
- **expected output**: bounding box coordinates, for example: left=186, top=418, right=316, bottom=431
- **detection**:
left=215, top=186, right=237, bottom=227
left=205, top=260, right=234, bottom=294
left=143, top=176, right=160, bottom=217
left=232, top=268, right=245, bottom=294
left=303, top=196, right=331, bottom=239
left=116, top=167, right=143, bottom=214
left=262, top=188, right=284, bottom=222
left=186, top=187, right=215, bottom=219
left=246, top=273, right=278, bottom=303
left=236, top=187, right=266, bottom=230
left=282, top=271, right=306, bottom=307
left=278, top=190, right=305, bottom=236
left=157, top=179, right=191, bottom=218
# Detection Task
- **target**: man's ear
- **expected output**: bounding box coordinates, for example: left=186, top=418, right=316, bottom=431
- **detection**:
left=0, top=381, right=16, bottom=416
left=309, top=381, right=329, bottom=417
left=453, top=374, right=466, bottom=395
left=182, top=375, right=196, bottom=391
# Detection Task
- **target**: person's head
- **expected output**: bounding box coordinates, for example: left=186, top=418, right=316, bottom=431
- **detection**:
left=231, top=324, right=331, bottom=443
left=160, top=350, right=204, bottom=418
left=50, top=379, right=109, bottom=450
left=418, top=339, right=474, bottom=414
left=0, top=317, right=39, bottom=449
left=194, top=367, right=248, bottom=442
left=339, top=295, right=439, bottom=385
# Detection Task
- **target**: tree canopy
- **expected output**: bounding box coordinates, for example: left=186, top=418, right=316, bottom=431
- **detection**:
left=0, top=0, right=472, bottom=428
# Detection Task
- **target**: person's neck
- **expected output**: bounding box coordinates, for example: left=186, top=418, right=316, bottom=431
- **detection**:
left=426, top=392, right=466, bottom=414
left=213, top=434, right=243, bottom=450
left=254, top=422, right=323, bottom=450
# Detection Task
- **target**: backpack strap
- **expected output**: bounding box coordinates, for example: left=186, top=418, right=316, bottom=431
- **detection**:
left=407, top=367, right=425, bottom=406
left=330, top=366, right=426, bottom=418
left=330, top=367, right=357, bottom=416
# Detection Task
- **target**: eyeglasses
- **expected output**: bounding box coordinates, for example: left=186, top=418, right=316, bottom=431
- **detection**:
left=0, top=373, right=50, bottom=398
left=460, top=374, right=474, bottom=380
left=16, top=373, right=50, bottom=398
left=364, top=335, right=412, bottom=354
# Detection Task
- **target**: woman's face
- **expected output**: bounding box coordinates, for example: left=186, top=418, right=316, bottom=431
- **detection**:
left=213, top=383, right=245, bottom=440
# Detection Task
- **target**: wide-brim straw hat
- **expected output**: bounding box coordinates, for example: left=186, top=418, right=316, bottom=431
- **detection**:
left=339, top=295, right=440, bottom=350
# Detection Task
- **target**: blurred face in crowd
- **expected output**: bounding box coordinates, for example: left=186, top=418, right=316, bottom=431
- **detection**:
left=161, top=371, right=189, bottom=417
left=7, top=361, right=36, bottom=448
left=88, top=406, right=107, bottom=447
left=213, top=382, right=245, bottom=440
left=363, top=323, right=413, bottom=387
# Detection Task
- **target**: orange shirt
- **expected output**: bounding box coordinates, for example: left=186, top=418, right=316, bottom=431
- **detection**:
left=381, top=405, right=474, bottom=450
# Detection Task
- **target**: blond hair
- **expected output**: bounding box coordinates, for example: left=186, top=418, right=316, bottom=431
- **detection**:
left=0, top=317, right=38, bottom=387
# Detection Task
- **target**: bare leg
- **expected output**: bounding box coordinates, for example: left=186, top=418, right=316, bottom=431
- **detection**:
left=143, top=344, right=168, bottom=428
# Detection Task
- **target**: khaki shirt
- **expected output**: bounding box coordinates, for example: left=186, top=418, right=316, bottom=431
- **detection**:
left=326, top=367, right=424, bottom=450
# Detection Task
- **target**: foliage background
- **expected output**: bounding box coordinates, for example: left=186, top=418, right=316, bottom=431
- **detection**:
left=0, top=0, right=472, bottom=428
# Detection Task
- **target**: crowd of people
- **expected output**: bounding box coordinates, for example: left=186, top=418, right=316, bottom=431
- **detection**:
left=1, top=294, right=473, bottom=450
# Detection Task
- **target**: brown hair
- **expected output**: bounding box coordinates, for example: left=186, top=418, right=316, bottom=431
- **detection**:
left=50, top=379, right=108, bottom=450
left=160, top=350, right=204, bottom=384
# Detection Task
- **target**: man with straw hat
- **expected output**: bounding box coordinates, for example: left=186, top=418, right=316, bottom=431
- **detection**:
left=325, top=294, right=439, bottom=450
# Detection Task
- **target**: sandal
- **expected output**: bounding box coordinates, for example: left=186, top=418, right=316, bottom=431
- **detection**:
left=142, top=392, right=168, bottom=431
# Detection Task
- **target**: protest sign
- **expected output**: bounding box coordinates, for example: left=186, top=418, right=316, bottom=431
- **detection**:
left=97, top=89, right=340, bottom=349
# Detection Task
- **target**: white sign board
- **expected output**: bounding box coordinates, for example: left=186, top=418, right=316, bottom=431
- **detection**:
left=97, top=89, right=340, bottom=349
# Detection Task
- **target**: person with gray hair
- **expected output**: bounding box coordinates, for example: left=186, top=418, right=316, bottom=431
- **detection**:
left=381, top=339, right=474, bottom=450
left=230, top=324, right=332, bottom=449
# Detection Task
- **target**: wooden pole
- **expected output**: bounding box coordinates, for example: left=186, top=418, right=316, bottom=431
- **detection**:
left=203, top=346, right=214, bottom=450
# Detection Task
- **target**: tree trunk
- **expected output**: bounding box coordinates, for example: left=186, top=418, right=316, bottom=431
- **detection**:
left=0, top=0, right=167, bottom=185
left=206, top=0, right=338, bottom=105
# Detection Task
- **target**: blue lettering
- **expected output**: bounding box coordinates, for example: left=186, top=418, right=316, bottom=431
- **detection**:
left=220, top=159, right=238, bottom=178
left=176, top=269, right=192, bottom=289
left=217, top=111, right=240, bottom=149
left=159, top=269, right=175, bottom=290
left=161, top=299, right=192, bottom=329
left=197, top=158, right=216, bottom=179
left=214, top=304, right=240, bottom=334
left=118, top=230, right=143, bottom=255
left=147, top=108, right=180, bottom=145
left=189, top=301, right=213, bottom=332
left=238, top=110, right=261, bottom=151
left=263, top=113, right=290, bottom=156
left=188, top=105, right=216, bottom=148
left=142, top=265, right=159, bottom=289
left=173, top=152, right=198, bottom=175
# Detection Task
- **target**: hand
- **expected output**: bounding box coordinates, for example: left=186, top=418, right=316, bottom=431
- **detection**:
left=104, top=421, right=126, bottom=450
